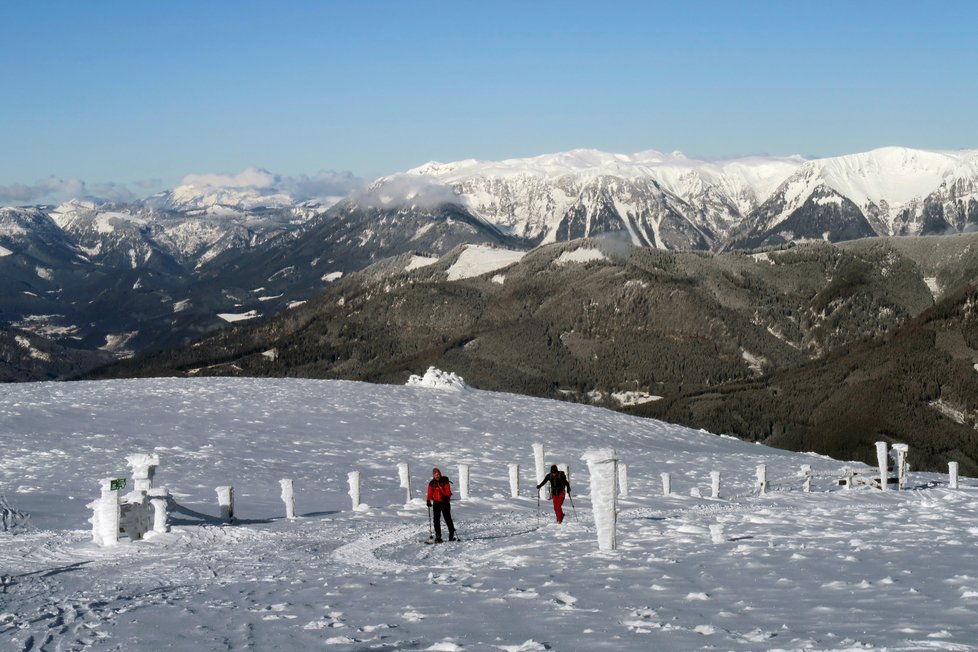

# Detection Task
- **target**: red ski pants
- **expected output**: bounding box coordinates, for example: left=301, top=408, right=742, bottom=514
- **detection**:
left=552, top=491, right=566, bottom=523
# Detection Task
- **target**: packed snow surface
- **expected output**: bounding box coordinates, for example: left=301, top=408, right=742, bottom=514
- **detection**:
left=445, top=245, right=525, bottom=281
left=217, top=310, right=260, bottom=323
left=554, top=247, right=609, bottom=266
left=2, top=377, right=977, bottom=650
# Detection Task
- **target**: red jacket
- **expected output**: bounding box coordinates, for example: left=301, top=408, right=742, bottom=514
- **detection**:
left=427, top=477, right=452, bottom=503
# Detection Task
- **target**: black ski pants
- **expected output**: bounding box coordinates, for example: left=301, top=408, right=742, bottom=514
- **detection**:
left=432, top=500, right=455, bottom=540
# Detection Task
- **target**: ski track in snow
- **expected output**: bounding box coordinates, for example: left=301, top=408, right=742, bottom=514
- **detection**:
left=3, top=378, right=978, bottom=650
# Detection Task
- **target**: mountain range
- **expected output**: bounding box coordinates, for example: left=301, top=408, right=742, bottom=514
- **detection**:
left=3, top=145, right=978, bottom=381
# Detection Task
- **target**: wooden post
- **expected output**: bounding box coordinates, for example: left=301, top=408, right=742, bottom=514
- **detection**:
left=582, top=449, right=618, bottom=551
left=893, top=444, right=908, bottom=490
left=216, top=486, right=234, bottom=522
left=348, top=471, right=361, bottom=510
left=508, top=464, right=520, bottom=498
left=398, top=463, right=411, bottom=504
left=280, top=479, right=296, bottom=519
left=876, top=442, right=889, bottom=491
left=533, top=443, right=548, bottom=500
left=89, top=478, right=121, bottom=546
left=458, top=464, right=470, bottom=500
left=148, top=487, right=170, bottom=533
left=801, top=465, right=812, bottom=493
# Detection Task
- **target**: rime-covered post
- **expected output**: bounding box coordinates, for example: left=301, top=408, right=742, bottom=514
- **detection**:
left=533, top=443, right=549, bottom=499
left=508, top=464, right=520, bottom=498
left=582, top=448, right=618, bottom=551
left=893, top=444, right=908, bottom=490
left=661, top=472, right=672, bottom=496
left=216, top=486, right=234, bottom=522
left=126, top=453, right=159, bottom=493
left=348, top=471, right=361, bottom=510
left=756, top=464, right=767, bottom=495
left=618, top=463, right=629, bottom=498
left=876, top=441, right=889, bottom=491
left=842, top=467, right=853, bottom=490
left=398, top=463, right=411, bottom=504
left=88, top=478, right=121, bottom=546
left=458, top=464, right=471, bottom=500
left=801, top=465, right=812, bottom=493
left=148, top=487, right=169, bottom=533
left=280, top=479, right=296, bottom=519
left=949, top=461, right=960, bottom=489
left=711, top=471, right=721, bottom=499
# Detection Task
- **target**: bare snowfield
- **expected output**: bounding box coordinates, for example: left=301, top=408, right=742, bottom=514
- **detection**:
left=2, top=377, right=977, bottom=651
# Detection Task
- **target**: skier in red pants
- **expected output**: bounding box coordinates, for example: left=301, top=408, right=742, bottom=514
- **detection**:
left=426, top=467, right=456, bottom=542
left=537, top=464, right=571, bottom=523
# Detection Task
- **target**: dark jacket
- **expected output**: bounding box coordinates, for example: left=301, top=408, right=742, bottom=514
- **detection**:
left=427, top=477, right=453, bottom=503
left=537, top=471, right=570, bottom=496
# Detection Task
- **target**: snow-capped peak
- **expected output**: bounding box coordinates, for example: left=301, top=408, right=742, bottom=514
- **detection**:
left=157, top=168, right=297, bottom=211
left=803, top=146, right=976, bottom=210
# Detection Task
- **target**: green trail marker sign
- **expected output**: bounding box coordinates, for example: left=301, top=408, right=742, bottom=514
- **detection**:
left=110, top=478, right=127, bottom=491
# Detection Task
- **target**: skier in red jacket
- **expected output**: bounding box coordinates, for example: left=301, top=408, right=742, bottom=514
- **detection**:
left=426, top=467, right=456, bottom=542
left=537, top=464, right=571, bottom=523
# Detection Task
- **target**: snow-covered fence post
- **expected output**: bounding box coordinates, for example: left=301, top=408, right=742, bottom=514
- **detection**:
left=893, top=444, right=908, bottom=490
left=508, top=464, right=520, bottom=498
left=88, top=478, right=121, bottom=546
left=949, top=462, right=959, bottom=489
left=216, top=486, right=234, bottom=523
left=348, top=471, right=361, bottom=510
left=842, top=467, right=853, bottom=490
left=661, top=472, right=671, bottom=496
left=756, top=464, right=767, bottom=495
left=801, top=465, right=812, bottom=493
left=618, top=463, right=629, bottom=498
left=148, top=487, right=169, bottom=533
left=711, top=471, right=721, bottom=499
left=582, top=449, right=618, bottom=551
left=126, top=453, right=160, bottom=493
left=280, top=479, right=296, bottom=519
left=876, top=441, right=889, bottom=491
left=398, top=463, right=411, bottom=504
left=710, top=523, right=725, bottom=544
left=533, top=443, right=549, bottom=499
left=458, top=464, right=470, bottom=500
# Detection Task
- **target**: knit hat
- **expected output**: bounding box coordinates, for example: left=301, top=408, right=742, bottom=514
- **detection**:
left=432, top=467, right=441, bottom=475
left=550, top=464, right=558, bottom=473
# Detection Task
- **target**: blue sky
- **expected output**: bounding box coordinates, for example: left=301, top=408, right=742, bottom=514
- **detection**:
left=2, top=1, right=977, bottom=201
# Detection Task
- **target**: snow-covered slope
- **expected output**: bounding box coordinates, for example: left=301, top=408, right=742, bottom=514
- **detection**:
left=2, top=377, right=976, bottom=649
left=734, top=147, right=978, bottom=247
left=404, top=147, right=978, bottom=250
left=406, top=149, right=805, bottom=250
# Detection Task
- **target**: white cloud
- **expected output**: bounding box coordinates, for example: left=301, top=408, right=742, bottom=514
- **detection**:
left=354, top=173, right=460, bottom=209
left=0, top=176, right=88, bottom=205
left=0, top=167, right=363, bottom=207
left=176, top=168, right=364, bottom=202
left=181, top=167, right=279, bottom=190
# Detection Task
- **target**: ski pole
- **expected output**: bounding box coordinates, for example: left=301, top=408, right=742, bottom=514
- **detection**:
left=568, top=491, right=578, bottom=521
left=427, top=504, right=433, bottom=541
